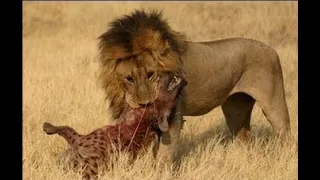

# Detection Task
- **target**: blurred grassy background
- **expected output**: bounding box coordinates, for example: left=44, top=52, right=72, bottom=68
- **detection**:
left=23, top=2, right=297, bottom=180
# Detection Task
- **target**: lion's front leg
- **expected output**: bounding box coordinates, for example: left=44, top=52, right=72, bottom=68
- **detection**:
left=154, top=102, right=183, bottom=168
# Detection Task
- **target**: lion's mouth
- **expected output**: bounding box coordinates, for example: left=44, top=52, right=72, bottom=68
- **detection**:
left=137, top=102, right=154, bottom=108
left=128, top=100, right=155, bottom=109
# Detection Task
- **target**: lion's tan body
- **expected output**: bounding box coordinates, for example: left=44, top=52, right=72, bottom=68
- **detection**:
left=97, top=10, right=291, bottom=165
left=181, top=39, right=289, bottom=122
left=155, top=38, right=291, bottom=163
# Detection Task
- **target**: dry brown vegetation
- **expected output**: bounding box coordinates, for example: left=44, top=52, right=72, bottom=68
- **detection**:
left=23, top=2, right=297, bottom=180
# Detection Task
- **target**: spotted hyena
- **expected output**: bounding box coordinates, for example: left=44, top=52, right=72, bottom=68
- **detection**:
left=43, top=72, right=187, bottom=180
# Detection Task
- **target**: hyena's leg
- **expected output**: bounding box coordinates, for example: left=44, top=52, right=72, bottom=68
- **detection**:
left=43, top=122, right=60, bottom=135
left=81, top=158, right=99, bottom=180
left=155, top=100, right=183, bottom=168
left=43, top=122, right=81, bottom=146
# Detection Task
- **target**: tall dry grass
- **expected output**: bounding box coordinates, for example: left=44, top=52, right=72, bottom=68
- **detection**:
left=23, top=2, right=297, bottom=180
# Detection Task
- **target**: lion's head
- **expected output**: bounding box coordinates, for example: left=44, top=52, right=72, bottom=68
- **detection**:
left=98, top=10, right=187, bottom=120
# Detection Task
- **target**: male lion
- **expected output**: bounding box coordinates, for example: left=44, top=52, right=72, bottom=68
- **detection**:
left=97, top=10, right=291, bottom=164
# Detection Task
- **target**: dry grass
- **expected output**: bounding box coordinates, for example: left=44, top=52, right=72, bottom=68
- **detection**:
left=23, top=2, right=297, bottom=180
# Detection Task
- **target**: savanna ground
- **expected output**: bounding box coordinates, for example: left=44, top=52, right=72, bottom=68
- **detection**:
left=23, top=2, right=298, bottom=180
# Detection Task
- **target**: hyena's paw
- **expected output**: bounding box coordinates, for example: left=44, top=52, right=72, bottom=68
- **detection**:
left=43, top=122, right=58, bottom=135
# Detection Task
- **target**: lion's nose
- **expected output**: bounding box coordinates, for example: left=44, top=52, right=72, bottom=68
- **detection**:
left=138, top=102, right=153, bottom=107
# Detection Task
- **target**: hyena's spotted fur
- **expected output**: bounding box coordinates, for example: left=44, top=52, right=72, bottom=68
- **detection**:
left=43, top=73, right=187, bottom=180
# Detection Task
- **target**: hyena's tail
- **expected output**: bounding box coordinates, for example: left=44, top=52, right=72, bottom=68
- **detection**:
left=43, top=122, right=59, bottom=135
left=43, top=122, right=82, bottom=147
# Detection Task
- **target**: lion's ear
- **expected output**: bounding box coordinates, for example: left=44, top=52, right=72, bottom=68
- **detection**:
left=158, top=116, right=169, bottom=132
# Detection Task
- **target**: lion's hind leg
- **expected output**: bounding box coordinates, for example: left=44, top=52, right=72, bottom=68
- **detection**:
left=232, top=84, right=291, bottom=142
left=242, top=72, right=291, bottom=142
left=256, top=91, right=291, bottom=142
left=221, top=92, right=255, bottom=142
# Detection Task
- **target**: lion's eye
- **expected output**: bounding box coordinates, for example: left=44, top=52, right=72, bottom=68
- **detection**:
left=147, top=72, right=154, bottom=80
left=125, top=76, right=134, bottom=83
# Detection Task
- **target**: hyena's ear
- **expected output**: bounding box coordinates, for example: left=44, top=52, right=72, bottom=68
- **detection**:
left=158, top=111, right=170, bottom=132
left=167, top=76, right=182, bottom=91
left=167, top=75, right=188, bottom=92
left=158, top=117, right=169, bottom=132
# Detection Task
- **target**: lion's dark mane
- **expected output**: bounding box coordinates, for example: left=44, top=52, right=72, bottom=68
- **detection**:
left=97, top=10, right=187, bottom=120
left=98, top=10, right=186, bottom=59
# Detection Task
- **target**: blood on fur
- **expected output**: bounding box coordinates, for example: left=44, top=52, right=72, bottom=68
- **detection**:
left=43, top=72, right=187, bottom=180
